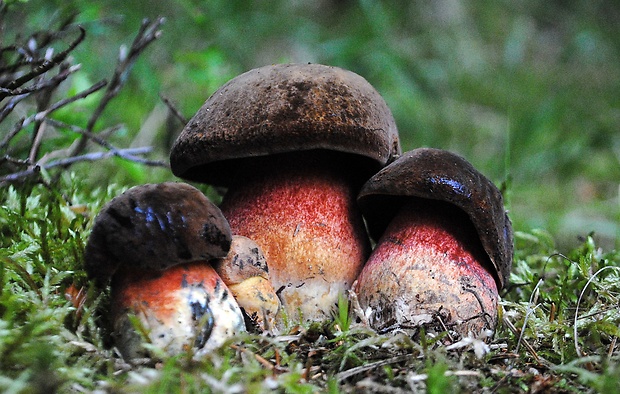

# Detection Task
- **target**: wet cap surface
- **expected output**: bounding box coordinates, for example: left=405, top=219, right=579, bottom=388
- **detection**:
left=170, top=63, right=401, bottom=185
left=358, top=148, right=513, bottom=288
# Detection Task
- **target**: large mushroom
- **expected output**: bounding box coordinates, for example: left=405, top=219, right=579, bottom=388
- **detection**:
left=170, top=63, right=401, bottom=323
left=84, top=182, right=245, bottom=359
left=353, top=148, right=513, bottom=335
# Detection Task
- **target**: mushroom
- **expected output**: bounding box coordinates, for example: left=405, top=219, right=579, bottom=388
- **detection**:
left=353, top=148, right=513, bottom=335
left=212, top=235, right=280, bottom=331
left=170, top=63, right=401, bottom=323
left=84, top=182, right=245, bottom=359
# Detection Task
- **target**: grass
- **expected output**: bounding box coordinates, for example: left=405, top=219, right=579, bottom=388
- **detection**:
left=1, top=1, right=619, bottom=392
left=0, top=177, right=619, bottom=392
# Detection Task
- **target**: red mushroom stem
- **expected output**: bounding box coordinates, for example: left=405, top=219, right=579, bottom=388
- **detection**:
left=354, top=199, right=498, bottom=333
left=111, top=261, right=244, bottom=357
left=220, top=152, right=371, bottom=323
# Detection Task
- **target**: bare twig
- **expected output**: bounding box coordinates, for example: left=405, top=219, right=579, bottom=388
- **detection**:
left=70, top=17, right=165, bottom=158
left=0, top=62, right=81, bottom=98
left=0, top=79, right=106, bottom=152
left=0, top=26, right=85, bottom=96
left=502, top=315, right=549, bottom=367
left=159, top=93, right=188, bottom=125
left=43, top=118, right=167, bottom=167
left=336, top=354, right=411, bottom=382
left=0, top=17, right=168, bottom=185
left=0, top=93, right=29, bottom=124
left=0, top=147, right=160, bottom=185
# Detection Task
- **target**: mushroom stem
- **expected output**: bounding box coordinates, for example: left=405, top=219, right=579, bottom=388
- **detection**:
left=220, top=152, right=371, bottom=324
left=354, top=199, right=498, bottom=334
left=111, top=262, right=245, bottom=359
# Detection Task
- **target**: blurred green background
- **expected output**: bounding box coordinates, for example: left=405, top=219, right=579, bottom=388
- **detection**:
left=6, top=0, right=620, bottom=250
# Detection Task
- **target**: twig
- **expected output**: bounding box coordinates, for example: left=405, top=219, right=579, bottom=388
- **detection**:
left=0, top=93, right=29, bottom=124
left=0, top=147, right=160, bottom=184
left=42, top=118, right=167, bottom=167
left=336, top=354, right=410, bottom=382
left=230, top=344, right=275, bottom=371
left=0, top=26, right=85, bottom=97
left=407, top=369, right=481, bottom=382
left=0, top=62, right=80, bottom=98
left=159, top=93, right=188, bottom=125
left=502, top=315, right=547, bottom=367
left=70, top=17, right=165, bottom=158
left=0, top=79, right=106, bottom=152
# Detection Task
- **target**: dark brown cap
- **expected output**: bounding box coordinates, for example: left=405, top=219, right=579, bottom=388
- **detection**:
left=170, top=63, right=401, bottom=185
left=357, top=148, right=513, bottom=288
left=84, top=182, right=232, bottom=285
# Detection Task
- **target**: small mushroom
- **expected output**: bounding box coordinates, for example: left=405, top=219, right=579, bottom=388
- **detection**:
left=84, top=182, right=245, bottom=359
left=353, top=148, right=513, bottom=335
left=170, top=63, right=401, bottom=324
left=212, top=235, right=280, bottom=331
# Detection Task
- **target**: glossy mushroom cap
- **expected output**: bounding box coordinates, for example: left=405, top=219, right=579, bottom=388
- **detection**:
left=84, top=182, right=232, bottom=285
left=169, top=63, right=401, bottom=185
left=357, top=148, right=513, bottom=288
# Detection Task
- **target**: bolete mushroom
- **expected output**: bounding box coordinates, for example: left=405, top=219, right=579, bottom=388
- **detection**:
left=170, top=63, right=401, bottom=323
left=213, top=235, right=280, bottom=331
left=353, top=148, right=513, bottom=335
left=84, top=182, right=245, bottom=359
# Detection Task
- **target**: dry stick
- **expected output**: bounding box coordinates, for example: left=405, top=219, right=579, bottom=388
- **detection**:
left=0, top=63, right=80, bottom=98
left=28, top=120, right=48, bottom=165
left=0, top=118, right=24, bottom=152
left=229, top=344, right=275, bottom=371
left=608, top=336, right=617, bottom=361
left=0, top=147, right=155, bottom=184
left=0, top=93, right=29, bottom=124
left=408, top=369, right=481, bottom=383
left=44, top=118, right=168, bottom=167
left=574, top=266, right=620, bottom=358
left=70, top=17, right=165, bottom=158
left=0, top=26, right=85, bottom=97
left=28, top=61, right=65, bottom=165
left=502, top=316, right=546, bottom=367
left=159, top=94, right=188, bottom=125
left=0, top=78, right=106, bottom=152
left=336, top=354, right=411, bottom=382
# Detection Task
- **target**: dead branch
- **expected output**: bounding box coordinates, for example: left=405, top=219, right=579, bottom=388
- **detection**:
left=42, top=118, right=168, bottom=167
left=159, top=94, right=189, bottom=125
left=0, top=26, right=85, bottom=98
left=70, top=17, right=165, bottom=158
left=0, top=14, right=168, bottom=186
left=0, top=79, right=107, bottom=152
left=0, top=147, right=162, bottom=185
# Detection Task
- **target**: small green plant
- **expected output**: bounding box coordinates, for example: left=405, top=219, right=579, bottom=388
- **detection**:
left=332, top=292, right=352, bottom=332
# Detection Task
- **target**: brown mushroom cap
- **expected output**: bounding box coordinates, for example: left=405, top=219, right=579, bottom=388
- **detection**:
left=357, top=148, right=513, bottom=288
left=84, top=182, right=232, bottom=285
left=169, top=63, right=401, bottom=185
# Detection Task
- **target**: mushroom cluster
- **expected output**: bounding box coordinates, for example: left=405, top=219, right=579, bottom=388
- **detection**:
left=170, top=63, right=401, bottom=323
left=85, top=63, right=512, bottom=358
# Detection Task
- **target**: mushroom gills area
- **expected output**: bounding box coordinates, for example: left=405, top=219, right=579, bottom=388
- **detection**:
left=220, top=153, right=371, bottom=324
left=354, top=199, right=499, bottom=334
left=110, top=262, right=245, bottom=359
